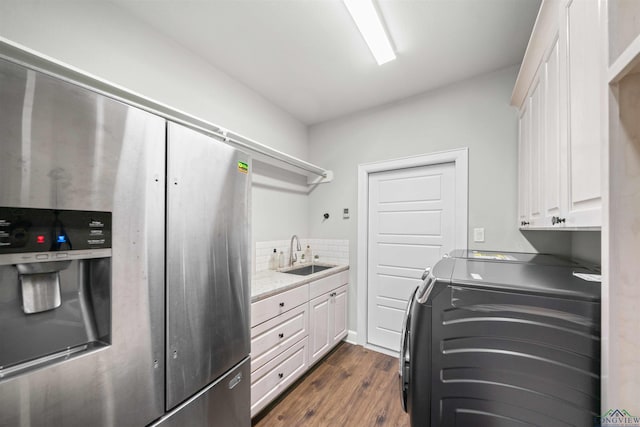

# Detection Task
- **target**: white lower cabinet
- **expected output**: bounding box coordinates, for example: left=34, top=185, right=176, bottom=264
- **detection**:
left=251, top=284, right=309, bottom=327
left=251, top=303, right=308, bottom=373
left=309, top=291, right=331, bottom=362
left=309, top=284, right=348, bottom=365
left=250, top=269, right=349, bottom=418
left=250, top=337, right=308, bottom=416
left=332, top=286, right=348, bottom=342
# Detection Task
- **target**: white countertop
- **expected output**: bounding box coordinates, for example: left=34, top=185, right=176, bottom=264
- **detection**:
left=251, top=263, right=350, bottom=302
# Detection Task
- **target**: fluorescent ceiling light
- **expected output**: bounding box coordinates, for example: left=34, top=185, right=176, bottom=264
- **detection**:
left=343, top=0, right=396, bottom=65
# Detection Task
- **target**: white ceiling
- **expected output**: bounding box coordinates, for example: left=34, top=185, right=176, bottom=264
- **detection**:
left=111, top=0, right=540, bottom=125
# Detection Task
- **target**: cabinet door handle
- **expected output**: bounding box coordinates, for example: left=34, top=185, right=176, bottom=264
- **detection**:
left=330, top=292, right=336, bottom=297
left=278, top=333, right=284, bottom=339
left=278, top=373, right=284, bottom=379
left=279, top=302, right=285, bottom=307
left=521, top=221, right=530, bottom=226
left=551, top=216, right=566, bottom=225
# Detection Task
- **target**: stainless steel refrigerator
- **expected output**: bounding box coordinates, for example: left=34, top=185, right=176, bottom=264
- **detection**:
left=0, top=56, right=250, bottom=426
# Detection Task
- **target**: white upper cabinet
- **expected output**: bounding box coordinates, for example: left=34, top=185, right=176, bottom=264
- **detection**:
left=564, top=0, right=603, bottom=226
left=518, top=104, right=530, bottom=227
left=529, top=73, right=545, bottom=225
left=512, top=0, right=603, bottom=229
left=542, top=35, right=566, bottom=225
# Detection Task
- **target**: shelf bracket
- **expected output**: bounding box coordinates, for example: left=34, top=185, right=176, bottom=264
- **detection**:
left=307, top=170, right=334, bottom=185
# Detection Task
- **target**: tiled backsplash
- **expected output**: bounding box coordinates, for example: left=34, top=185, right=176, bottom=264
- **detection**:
left=255, top=238, right=349, bottom=272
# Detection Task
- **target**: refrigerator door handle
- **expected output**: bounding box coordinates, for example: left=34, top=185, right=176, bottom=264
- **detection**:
left=399, top=285, right=419, bottom=413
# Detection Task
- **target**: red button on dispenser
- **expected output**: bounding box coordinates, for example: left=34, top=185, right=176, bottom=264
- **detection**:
left=36, top=235, right=45, bottom=244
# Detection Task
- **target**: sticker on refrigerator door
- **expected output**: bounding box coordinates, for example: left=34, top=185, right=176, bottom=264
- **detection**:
left=237, top=161, right=249, bottom=174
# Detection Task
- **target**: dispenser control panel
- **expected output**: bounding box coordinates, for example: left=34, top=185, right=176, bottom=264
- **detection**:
left=0, top=207, right=112, bottom=254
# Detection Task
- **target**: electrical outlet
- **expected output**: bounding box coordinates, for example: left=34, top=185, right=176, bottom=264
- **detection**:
left=473, top=227, right=485, bottom=243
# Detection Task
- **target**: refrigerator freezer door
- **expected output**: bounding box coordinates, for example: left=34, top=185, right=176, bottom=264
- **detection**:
left=166, top=123, right=250, bottom=410
left=151, top=358, right=250, bottom=427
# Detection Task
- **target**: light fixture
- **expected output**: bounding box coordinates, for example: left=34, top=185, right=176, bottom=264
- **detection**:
left=343, top=0, right=396, bottom=65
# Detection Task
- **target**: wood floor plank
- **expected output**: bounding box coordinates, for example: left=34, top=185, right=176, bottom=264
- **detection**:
left=252, top=343, right=410, bottom=427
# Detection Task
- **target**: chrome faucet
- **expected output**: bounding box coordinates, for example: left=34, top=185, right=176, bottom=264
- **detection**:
left=289, top=235, right=301, bottom=266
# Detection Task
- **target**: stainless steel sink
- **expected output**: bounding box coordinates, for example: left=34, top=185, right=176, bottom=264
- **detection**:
left=283, top=265, right=333, bottom=276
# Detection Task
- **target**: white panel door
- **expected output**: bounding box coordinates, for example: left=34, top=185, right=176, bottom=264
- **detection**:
left=367, top=163, right=455, bottom=351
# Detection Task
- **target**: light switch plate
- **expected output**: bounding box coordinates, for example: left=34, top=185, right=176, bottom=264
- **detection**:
left=343, top=208, right=350, bottom=219
left=473, top=227, right=485, bottom=243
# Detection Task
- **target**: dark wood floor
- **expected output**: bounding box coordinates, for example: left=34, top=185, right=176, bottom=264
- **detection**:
left=252, top=342, right=410, bottom=427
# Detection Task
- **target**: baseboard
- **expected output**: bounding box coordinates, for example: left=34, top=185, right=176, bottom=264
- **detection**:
left=364, top=343, right=399, bottom=358
left=343, top=331, right=400, bottom=358
left=345, top=329, right=358, bottom=345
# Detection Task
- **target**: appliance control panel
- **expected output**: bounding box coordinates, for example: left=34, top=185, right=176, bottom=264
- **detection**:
left=0, top=207, right=112, bottom=254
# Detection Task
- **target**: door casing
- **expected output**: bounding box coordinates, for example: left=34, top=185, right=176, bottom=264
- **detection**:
left=356, top=148, right=469, bottom=354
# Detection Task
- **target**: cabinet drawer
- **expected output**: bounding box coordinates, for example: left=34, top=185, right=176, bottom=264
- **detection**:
left=250, top=337, right=308, bottom=417
left=251, top=284, right=309, bottom=327
left=310, top=270, right=349, bottom=300
left=251, top=303, right=308, bottom=373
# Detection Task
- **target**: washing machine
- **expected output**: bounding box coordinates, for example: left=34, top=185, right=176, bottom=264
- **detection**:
left=399, top=252, right=600, bottom=426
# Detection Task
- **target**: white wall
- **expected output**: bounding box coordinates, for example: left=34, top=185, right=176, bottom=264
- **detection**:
left=0, top=0, right=309, bottom=248
left=571, top=232, right=601, bottom=265
left=251, top=162, right=309, bottom=242
left=1, top=2, right=600, bottom=340
left=308, top=65, right=558, bottom=333
left=308, top=66, right=529, bottom=246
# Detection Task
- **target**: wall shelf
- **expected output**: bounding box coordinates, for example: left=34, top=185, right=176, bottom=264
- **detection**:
left=0, top=37, right=333, bottom=183
left=608, top=32, right=640, bottom=84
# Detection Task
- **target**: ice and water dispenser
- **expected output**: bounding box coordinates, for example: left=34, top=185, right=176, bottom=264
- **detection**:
left=0, top=207, right=112, bottom=375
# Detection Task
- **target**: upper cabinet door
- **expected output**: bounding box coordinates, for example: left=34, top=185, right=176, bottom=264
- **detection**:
left=518, top=104, right=531, bottom=227
left=564, top=0, right=603, bottom=227
left=528, top=74, right=545, bottom=226
left=166, top=122, right=251, bottom=410
left=513, top=0, right=603, bottom=230
left=543, top=34, right=568, bottom=224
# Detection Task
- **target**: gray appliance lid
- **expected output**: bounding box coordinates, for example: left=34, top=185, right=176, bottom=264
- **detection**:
left=447, top=249, right=591, bottom=268
left=450, top=258, right=601, bottom=302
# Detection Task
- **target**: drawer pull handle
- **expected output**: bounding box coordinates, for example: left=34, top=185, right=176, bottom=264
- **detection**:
left=278, top=373, right=284, bottom=379
left=279, top=302, right=285, bottom=307
left=278, top=333, right=284, bottom=339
